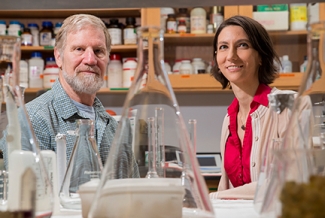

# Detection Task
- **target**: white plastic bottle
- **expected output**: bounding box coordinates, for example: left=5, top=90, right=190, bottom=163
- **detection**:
left=0, top=20, right=6, bottom=35
left=108, top=54, right=123, bottom=88
left=172, top=59, right=182, bottom=74
left=19, top=60, right=29, bottom=88
left=290, top=3, right=307, bottom=30
left=122, top=58, right=137, bottom=88
left=190, top=7, right=206, bottom=34
left=281, top=55, right=292, bottom=73
left=7, top=21, right=21, bottom=37
left=28, top=23, right=39, bottom=46
left=163, top=61, right=172, bottom=74
left=191, top=58, right=206, bottom=74
left=43, top=57, right=59, bottom=89
left=300, top=55, right=308, bottom=73
left=28, top=52, right=44, bottom=88
left=179, top=60, right=193, bottom=74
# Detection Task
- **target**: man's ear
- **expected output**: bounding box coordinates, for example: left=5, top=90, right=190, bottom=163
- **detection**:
left=54, top=47, right=62, bottom=69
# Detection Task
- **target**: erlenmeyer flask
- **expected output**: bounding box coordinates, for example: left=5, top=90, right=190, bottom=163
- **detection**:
left=60, top=119, right=103, bottom=210
left=260, top=21, right=325, bottom=217
left=88, top=26, right=214, bottom=218
left=254, top=91, right=295, bottom=213
left=0, top=35, right=53, bottom=217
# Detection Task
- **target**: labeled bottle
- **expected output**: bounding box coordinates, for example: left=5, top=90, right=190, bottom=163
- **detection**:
left=207, top=24, right=214, bottom=34
left=43, top=57, right=59, bottom=89
left=160, top=8, right=175, bottom=31
left=28, top=52, right=44, bottom=88
left=7, top=21, right=21, bottom=37
left=177, top=19, right=187, bottom=33
left=176, top=8, right=190, bottom=33
left=281, top=55, right=292, bottom=73
left=122, top=58, right=137, bottom=88
left=28, top=23, right=39, bottom=46
left=123, top=17, right=137, bottom=45
left=19, top=60, right=29, bottom=88
left=172, top=59, right=183, bottom=74
left=179, top=60, right=193, bottom=74
left=190, top=7, right=206, bottom=34
left=300, top=55, right=308, bottom=73
left=290, top=3, right=307, bottom=30
left=21, top=27, right=33, bottom=46
left=40, top=21, right=53, bottom=46
left=210, top=6, right=224, bottom=32
left=108, top=54, right=123, bottom=88
left=52, top=22, right=62, bottom=46
left=191, top=58, right=206, bottom=74
left=166, top=14, right=177, bottom=34
left=107, top=19, right=122, bottom=45
left=0, top=20, right=6, bottom=35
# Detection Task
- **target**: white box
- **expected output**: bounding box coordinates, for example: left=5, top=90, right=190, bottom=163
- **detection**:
left=253, top=11, right=289, bottom=31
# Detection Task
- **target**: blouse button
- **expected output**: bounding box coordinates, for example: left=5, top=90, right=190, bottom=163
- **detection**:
left=252, top=162, right=256, bottom=167
left=255, top=136, right=259, bottom=141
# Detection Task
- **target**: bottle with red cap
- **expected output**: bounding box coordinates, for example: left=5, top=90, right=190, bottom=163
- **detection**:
left=108, top=54, right=123, bottom=88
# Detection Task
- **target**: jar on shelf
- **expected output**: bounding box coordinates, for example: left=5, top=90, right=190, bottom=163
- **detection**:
left=52, top=22, right=63, bottom=46
left=191, top=58, right=205, bottom=74
left=122, top=58, right=137, bottom=88
left=19, top=60, right=29, bottom=88
left=40, top=21, right=53, bottom=46
left=172, top=59, right=183, bottom=74
left=179, top=60, right=193, bottom=74
left=8, top=20, right=21, bottom=37
left=0, top=20, right=6, bottom=35
left=190, top=7, right=206, bottom=34
left=160, top=8, right=175, bottom=31
left=123, top=17, right=137, bottom=45
left=43, top=57, right=59, bottom=89
left=108, top=54, right=123, bottom=88
left=210, top=6, right=224, bottom=32
left=28, top=23, right=39, bottom=46
left=21, top=27, right=33, bottom=46
left=176, top=8, right=190, bottom=33
left=166, top=14, right=177, bottom=34
left=177, top=19, right=187, bottom=33
left=107, top=19, right=122, bottom=45
left=28, top=52, right=44, bottom=88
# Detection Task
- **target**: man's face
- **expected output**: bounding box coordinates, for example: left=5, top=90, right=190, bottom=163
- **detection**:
left=55, top=25, right=109, bottom=95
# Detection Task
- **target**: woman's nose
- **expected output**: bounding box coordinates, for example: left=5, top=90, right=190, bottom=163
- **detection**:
left=226, top=47, right=238, bottom=61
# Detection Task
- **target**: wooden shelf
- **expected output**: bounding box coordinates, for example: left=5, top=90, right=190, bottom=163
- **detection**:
left=0, top=8, right=141, bottom=19
left=21, top=45, right=138, bottom=53
left=23, top=73, right=303, bottom=95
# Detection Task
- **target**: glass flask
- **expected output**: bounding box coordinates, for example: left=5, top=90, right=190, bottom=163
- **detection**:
left=60, top=119, right=103, bottom=210
left=88, top=26, right=214, bottom=218
left=254, top=91, right=295, bottom=214
left=0, top=35, right=53, bottom=217
left=260, top=21, right=325, bottom=217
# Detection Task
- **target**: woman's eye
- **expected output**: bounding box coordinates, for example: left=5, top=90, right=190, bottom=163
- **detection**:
left=238, top=43, right=249, bottom=48
left=218, top=45, right=227, bottom=50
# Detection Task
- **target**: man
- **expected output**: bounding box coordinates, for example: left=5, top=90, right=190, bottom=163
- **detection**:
left=0, top=14, right=117, bottom=169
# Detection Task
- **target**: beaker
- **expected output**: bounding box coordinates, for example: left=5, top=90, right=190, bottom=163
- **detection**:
left=0, top=35, right=53, bottom=217
left=259, top=21, right=325, bottom=217
left=60, top=119, right=103, bottom=210
left=88, top=26, right=214, bottom=218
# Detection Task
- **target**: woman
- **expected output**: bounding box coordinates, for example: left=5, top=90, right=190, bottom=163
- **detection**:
left=209, top=15, right=293, bottom=199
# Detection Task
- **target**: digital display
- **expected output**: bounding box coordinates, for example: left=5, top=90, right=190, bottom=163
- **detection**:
left=197, top=156, right=217, bottom=166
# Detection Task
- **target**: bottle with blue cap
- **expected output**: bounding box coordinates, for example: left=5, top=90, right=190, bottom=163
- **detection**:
left=51, top=22, right=62, bottom=46
left=8, top=20, right=21, bottom=37
left=40, top=21, right=53, bottom=46
left=0, top=20, right=7, bottom=35
left=28, top=23, right=39, bottom=46
left=28, top=51, right=44, bottom=88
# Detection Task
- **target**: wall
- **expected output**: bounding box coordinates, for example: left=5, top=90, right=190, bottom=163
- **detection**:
left=96, top=92, right=234, bottom=153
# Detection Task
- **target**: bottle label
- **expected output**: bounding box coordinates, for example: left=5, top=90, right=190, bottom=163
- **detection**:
left=29, top=66, right=43, bottom=88
left=167, top=21, right=177, bottom=33
left=290, top=5, right=307, bottom=22
left=177, top=25, right=187, bottom=33
left=123, top=28, right=137, bottom=44
left=176, top=17, right=190, bottom=33
left=21, top=34, right=33, bottom=46
left=108, top=28, right=122, bottom=45
left=191, top=16, right=206, bottom=33
left=40, top=32, right=52, bottom=46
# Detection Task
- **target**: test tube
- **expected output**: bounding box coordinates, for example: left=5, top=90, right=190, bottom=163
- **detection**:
left=155, top=107, right=165, bottom=177
left=146, top=117, right=159, bottom=178
left=188, top=119, right=197, bottom=154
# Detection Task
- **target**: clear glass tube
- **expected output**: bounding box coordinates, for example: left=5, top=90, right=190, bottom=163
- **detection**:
left=146, top=117, right=159, bottom=178
left=188, top=119, right=197, bottom=154
left=155, top=107, right=165, bottom=177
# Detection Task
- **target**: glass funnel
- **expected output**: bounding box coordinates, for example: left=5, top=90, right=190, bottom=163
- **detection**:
left=259, top=21, right=325, bottom=217
left=60, top=119, right=102, bottom=210
left=0, top=35, right=53, bottom=217
left=88, top=26, right=214, bottom=218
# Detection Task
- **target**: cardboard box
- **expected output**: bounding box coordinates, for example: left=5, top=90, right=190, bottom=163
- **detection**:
left=253, top=11, right=289, bottom=31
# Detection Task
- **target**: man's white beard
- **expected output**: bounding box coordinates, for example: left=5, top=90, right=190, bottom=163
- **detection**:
left=63, top=70, right=104, bottom=95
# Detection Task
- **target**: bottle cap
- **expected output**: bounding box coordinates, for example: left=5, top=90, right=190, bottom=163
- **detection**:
left=125, top=17, right=136, bottom=25
left=28, top=23, right=39, bottom=28
left=9, top=20, right=20, bottom=25
left=0, top=20, right=6, bottom=25
left=31, top=52, right=42, bottom=58
left=55, top=22, right=63, bottom=28
left=109, top=54, right=121, bottom=61
left=46, top=57, right=56, bottom=62
left=42, top=21, right=53, bottom=28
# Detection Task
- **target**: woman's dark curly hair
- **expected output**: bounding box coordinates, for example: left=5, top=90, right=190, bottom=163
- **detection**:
left=211, top=15, right=280, bottom=89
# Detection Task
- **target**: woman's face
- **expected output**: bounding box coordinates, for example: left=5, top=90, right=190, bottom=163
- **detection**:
left=216, top=25, right=261, bottom=86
